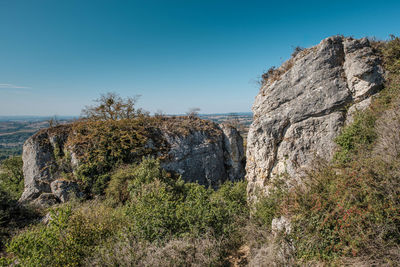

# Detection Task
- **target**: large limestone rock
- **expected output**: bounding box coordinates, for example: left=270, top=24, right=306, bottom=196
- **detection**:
left=246, top=36, right=384, bottom=198
left=19, top=118, right=245, bottom=205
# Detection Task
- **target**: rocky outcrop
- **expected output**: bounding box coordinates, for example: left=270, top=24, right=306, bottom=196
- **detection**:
left=246, top=36, right=384, bottom=198
left=19, top=118, right=245, bottom=206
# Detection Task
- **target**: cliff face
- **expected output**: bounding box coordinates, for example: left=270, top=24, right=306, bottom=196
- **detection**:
left=19, top=118, right=245, bottom=206
left=246, top=36, right=384, bottom=199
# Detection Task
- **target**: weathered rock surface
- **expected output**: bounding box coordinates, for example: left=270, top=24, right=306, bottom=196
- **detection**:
left=19, top=118, right=245, bottom=205
left=246, top=36, right=384, bottom=198
left=220, top=123, right=246, bottom=181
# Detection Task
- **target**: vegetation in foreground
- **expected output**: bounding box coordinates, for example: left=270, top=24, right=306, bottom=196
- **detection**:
left=1, top=158, right=249, bottom=266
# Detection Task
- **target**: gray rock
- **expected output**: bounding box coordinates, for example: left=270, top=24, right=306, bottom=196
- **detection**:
left=19, top=125, right=72, bottom=204
left=271, top=216, right=291, bottom=236
left=343, top=38, right=384, bottom=100
left=50, top=179, right=81, bottom=203
left=161, top=130, right=227, bottom=187
left=247, top=36, right=384, bottom=198
left=19, top=131, right=55, bottom=203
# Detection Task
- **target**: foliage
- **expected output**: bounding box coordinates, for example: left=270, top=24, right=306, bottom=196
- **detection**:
left=81, top=92, right=144, bottom=121
left=0, top=156, right=24, bottom=199
left=122, top=158, right=249, bottom=243
left=334, top=110, right=376, bottom=163
left=186, top=107, right=201, bottom=118
left=252, top=179, right=287, bottom=228
left=107, top=157, right=174, bottom=203
left=382, top=35, right=400, bottom=76
left=288, top=157, right=400, bottom=262
left=4, top=158, right=249, bottom=266
left=291, top=46, right=305, bottom=58
left=0, top=146, right=21, bottom=162
left=6, top=201, right=124, bottom=267
left=0, top=188, right=17, bottom=247
left=0, top=186, right=39, bottom=253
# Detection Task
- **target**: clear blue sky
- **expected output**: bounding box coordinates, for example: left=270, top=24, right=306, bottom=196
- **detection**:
left=1, top=0, right=399, bottom=116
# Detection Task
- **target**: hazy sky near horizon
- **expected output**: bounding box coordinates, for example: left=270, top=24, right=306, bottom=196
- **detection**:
left=1, top=0, right=399, bottom=116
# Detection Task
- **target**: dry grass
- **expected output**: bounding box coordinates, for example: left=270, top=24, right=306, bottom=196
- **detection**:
left=241, top=222, right=296, bottom=267
left=86, top=234, right=228, bottom=267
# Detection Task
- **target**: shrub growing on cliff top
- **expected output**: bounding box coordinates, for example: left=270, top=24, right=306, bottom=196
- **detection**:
left=81, top=92, right=145, bottom=121
left=66, top=117, right=169, bottom=195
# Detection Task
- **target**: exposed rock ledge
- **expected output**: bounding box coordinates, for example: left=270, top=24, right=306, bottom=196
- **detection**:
left=246, top=36, right=384, bottom=199
left=19, top=118, right=245, bottom=206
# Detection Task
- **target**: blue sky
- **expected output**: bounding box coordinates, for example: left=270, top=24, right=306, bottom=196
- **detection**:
left=1, top=0, right=399, bottom=116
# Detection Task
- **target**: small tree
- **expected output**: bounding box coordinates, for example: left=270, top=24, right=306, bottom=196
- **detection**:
left=226, top=113, right=246, bottom=133
left=186, top=107, right=201, bottom=118
left=82, top=92, right=142, bottom=121
left=291, top=46, right=305, bottom=58
left=47, top=116, right=59, bottom=128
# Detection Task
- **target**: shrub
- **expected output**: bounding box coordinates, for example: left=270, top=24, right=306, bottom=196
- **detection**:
left=107, top=157, right=177, bottom=203
left=291, top=46, right=305, bottom=58
left=288, top=157, right=400, bottom=262
left=334, top=110, right=376, bottom=163
left=67, top=117, right=168, bottom=195
left=124, top=176, right=249, bottom=243
left=6, top=201, right=125, bottom=266
left=0, top=188, right=17, bottom=250
left=81, top=92, right=144, bottom=121
left=0, top=156, right=24, bottom=199
left=252, top=180, right=287, bottom=228
left=112, top=158, right=249, bottom=245
left=0, top=186, right=39, bottom=253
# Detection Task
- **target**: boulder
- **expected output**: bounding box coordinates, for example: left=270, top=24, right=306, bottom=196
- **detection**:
left=31, top=193, right=58, bottom=208
left=50, top=179, right=81, bottom=203
left=246, top=36, right=384, bottom=199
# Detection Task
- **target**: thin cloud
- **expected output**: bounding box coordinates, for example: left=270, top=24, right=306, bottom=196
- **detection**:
left=0, top=83, right=31, bottom=89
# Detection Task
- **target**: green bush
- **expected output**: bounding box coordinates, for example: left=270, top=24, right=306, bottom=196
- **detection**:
left=288, top=158, right=400, bottom=261
left=122, top=158, right=249, bottom=243
left=0, top=156, right=24, bottom=199
left=252, top=180, right=287, bottom=228
left=334, top=111, right=376, bottom=163
left=4, top=157, right=249, bottom=266
left=6, top=201, right=124, bottom=267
